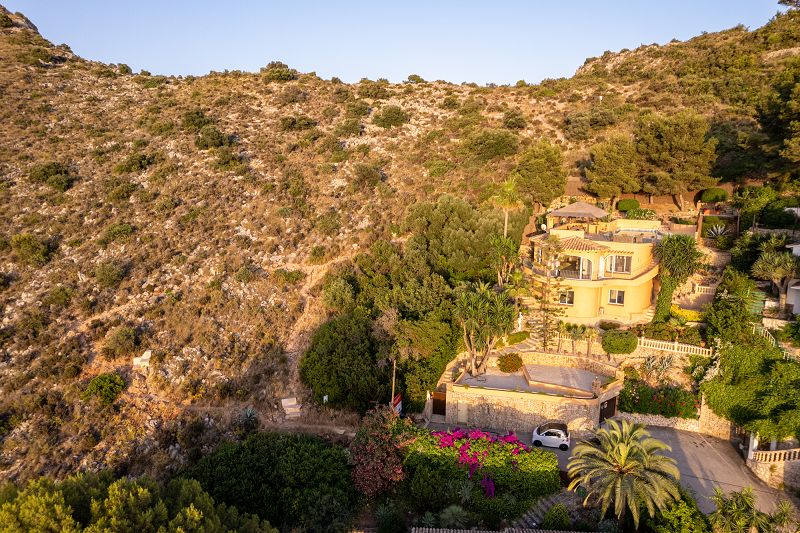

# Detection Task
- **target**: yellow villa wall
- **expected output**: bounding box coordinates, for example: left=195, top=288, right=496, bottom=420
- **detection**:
left=561, top=278, right=654, bottom=321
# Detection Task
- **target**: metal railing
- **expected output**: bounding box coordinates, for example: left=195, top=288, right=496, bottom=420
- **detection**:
left=752, top=448, right=800, bottom=463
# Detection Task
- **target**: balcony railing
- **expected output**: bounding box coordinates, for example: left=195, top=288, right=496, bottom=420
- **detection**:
left=530, top=262, right=657, bottom=281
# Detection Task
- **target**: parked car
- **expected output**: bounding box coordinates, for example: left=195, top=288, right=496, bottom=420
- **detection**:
left=532, top=422, right=570, bottom=451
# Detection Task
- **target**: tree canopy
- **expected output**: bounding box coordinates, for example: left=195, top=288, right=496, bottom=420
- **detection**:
left=584, top=135, right=640, bottom=205
left=509, top=140, right=566, bottom=211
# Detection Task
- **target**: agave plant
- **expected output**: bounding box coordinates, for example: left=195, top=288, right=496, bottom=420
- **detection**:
left=706, top=223, right=729, bottom=239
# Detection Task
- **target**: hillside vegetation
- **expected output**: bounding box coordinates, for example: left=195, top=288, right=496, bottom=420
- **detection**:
left=0, top=5, right=799, bottom=481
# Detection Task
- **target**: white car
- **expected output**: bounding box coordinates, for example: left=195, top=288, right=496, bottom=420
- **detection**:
left=532, top=422, right=570, bottom=451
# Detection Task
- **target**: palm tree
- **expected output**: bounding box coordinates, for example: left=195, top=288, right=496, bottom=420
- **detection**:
left=556, top=321, right=569, bottom=353
left=653, top=235, right=704, bottom=322
left=751, top=251, right=798, bottom=315
left=489, top=235, right=519, bottom=288
left=566, top=323, right=586, bottom=354
left=489, top=177, right=523, bottom=238
left=567, top=420, right=681, bottom=529
left=504, top=270, right=529, bottom=316
left=709, top=487, right=793, bottom=533
left=584, top=327, right=598, bottom=358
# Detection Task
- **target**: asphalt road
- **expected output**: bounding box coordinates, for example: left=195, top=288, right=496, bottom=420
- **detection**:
left=539, top=426, right=788, bottom=514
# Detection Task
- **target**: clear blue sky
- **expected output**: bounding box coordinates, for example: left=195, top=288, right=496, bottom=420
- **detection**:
left=3, top=1, right=787, bottom=84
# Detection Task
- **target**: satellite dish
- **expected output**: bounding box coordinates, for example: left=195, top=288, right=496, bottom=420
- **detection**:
left=540, top=223, right=547, bottom=231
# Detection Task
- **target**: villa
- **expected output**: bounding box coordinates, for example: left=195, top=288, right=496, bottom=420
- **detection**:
left=522, top=202, right=691, bottom=325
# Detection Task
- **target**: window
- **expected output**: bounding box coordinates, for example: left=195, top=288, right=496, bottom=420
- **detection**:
left=610, top=255, right=631, bottom=273
left=558, top=290, right=574, bottom=305
left=609, top=289, right=625, bottom=305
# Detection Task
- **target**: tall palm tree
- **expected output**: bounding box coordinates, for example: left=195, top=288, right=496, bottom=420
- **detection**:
left=504, top=270, right=529, bottom=316
left=567, top=420, right=681, bottom=529
left=584, top=327, right=598, bottom=358
left=652, top=235, right=704, bottom=322
left=751, top=251, right=798, bottom=315
left=567, top=323, right=586, bottom=354
left=489, top=178, right=524, bottom=238
left=556, top=321, right=569, bottom=353
left=709, top=487, right=793, bottom=533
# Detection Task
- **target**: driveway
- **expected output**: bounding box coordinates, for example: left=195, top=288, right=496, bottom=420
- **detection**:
left=546, top=427, right=788, bottom=514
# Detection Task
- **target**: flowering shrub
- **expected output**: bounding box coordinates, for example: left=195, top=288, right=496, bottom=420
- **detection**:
left=350, top=407, right=417, bottom=498
left=497, top=352, right=523, bottom=373
left=619, top=379, right=699, bottom=419
left=403, top=428, right=559, bottom=527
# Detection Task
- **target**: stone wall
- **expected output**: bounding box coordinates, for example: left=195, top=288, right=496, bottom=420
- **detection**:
left=514, top=351, right=621, bottom=379
left=615, top=396, right=732, bottom=439
left=445, top=383, right=601, bottom=435
left=746, top=459, right=800, bottom=491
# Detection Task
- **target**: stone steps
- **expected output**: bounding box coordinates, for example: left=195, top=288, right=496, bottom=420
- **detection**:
left=280, top=397, right=301, bottom=419
left=513, top=489, right=584, bottom=529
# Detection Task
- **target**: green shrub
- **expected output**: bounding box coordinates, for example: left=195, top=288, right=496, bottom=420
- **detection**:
left=462, top=129, right=519, bottom=162
left=424, top=159, right=454, bottom=177
left=502, top=109, right=527, bottom=130
left=626, top=208, right=657, bottom=220
left=601, top=330, right=638, bottom=354
left=273, top=268, right=305, bottom=284
left=407, top=74, right=426, bottom=83
left=334, top=119, right=362, bottom=137
left=98, top=223, right=133, bottom=247
left=94, top=260, right=126, bottom=288
left=598, top=320, right=622, bottom=331
left=114, top=153, right=155, bottom=174
left=497, top=352, right=523, bottom=373
left=346, top=100, right=370, bottom=117
left=620, top=379, right=698, bottom=418
left=279, top=115, right=317, bottom=131
left=43, top=286, right=73, bottom=307
left=441, top=95, right=460, bottom=109
left=195, top=125, right=230, bottom=150
left=261, top=61, right=296, bottom=82
left=701, top=187, right=727, bottom=203
left=358, top=80, right=390, bottom=99
left=117, top=63, right=132, bottom=75
left=275, top=86, right=307, bottom=105
left=300, top=310, right=388, bottom=412
left=506, top=330, right=530, bottom=344
left=542, top=503, right=571, bottom=530
left=29, top=162, right=74, bottom=191
left=102, top=326, right=137, bottom=360
left=185, top=432, right=357, bottom=530
left=11, top=233, right=50, bottom=266
left=373, top=105, right=410, bottom=128
left=83, top=373, right=126, bottom=405
left=352, top=163, right=383, bottom=186
left=181, top=109, right=213, bottom=132
left=0, top=13, right=13, bottom=28
left=617, top=199, right=640, bottom=212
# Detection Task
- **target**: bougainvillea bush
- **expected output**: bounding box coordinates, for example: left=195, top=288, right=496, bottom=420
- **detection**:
left=402, top=428, right=560, bottom=527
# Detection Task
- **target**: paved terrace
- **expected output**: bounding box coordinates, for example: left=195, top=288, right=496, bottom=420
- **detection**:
left=458, top=364, right=599, bottom=398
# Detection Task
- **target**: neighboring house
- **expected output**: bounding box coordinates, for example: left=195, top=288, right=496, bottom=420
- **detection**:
left=785, top=243, right=800, bottom=314
left=523, top=202, right=660, bottom=325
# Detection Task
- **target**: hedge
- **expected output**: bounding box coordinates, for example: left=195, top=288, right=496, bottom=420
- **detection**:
left=619, top=379, right=699, bottom=419
left=403, top=429, right=560, bottom=527
left=701, top=187, right=727, bottom=203
left=625, top=208, right=657, bottom=220
left=617, top=199, right=640, bottom=212
left=601, top=329, right=638, bottom=354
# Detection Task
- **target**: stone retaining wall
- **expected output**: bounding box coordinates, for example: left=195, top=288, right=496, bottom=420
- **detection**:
left=746, top=459, right=800, bottom=491
left=615, top=396, right=733, bottom=440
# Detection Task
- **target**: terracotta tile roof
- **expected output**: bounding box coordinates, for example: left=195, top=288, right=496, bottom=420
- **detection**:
left=556, top=236, right=609, bottom=252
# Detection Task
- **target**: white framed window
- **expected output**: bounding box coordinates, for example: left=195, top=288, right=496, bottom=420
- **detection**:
left=609, top=289, right=625, bottom=305
left=559, top=290, right=575, bottom=305
left=610, top=255, right=632, bottom=273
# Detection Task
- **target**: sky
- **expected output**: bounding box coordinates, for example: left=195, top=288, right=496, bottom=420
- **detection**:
left=2, top=1, right=787, bottom=84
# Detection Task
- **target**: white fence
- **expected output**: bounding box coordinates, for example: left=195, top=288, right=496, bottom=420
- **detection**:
left=752, top=323, right=778, bottom=348
left=752, top=448, right=800, bottom=463
left=692, top=284, right=716, bottom=295
left=637, top=337, right=713, bottom=357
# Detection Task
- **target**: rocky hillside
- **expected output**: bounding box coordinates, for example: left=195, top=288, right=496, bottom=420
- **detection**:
left=0, top=5, right=798, bottom=481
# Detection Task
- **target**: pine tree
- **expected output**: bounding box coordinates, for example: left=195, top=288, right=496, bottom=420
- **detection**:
left=530, top=235, right=567, bottom=351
